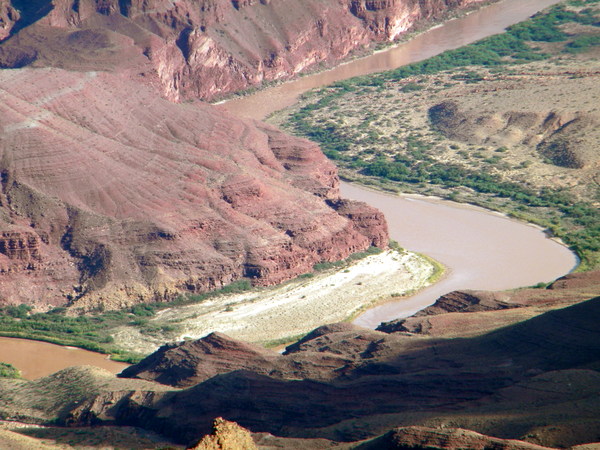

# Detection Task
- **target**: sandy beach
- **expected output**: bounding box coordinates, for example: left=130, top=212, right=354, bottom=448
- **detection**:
left=112, top=249, right=436, bottom=353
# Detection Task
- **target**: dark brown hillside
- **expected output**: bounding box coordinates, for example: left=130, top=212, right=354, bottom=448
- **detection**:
left=377, top=271, right=600, bottom=336
left=62, top=296, right=600, bottom=447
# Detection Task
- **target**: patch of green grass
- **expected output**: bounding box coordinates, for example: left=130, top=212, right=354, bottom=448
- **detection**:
left=0, top=279, right=258, bottom=360
left=417, top=252, right=446, bottom=285
left=313, top=246, right=383, bottom=272
left=0, top=362, right=21, bottom=378
left=262, top=333, right=308, bottom=349
left=401, top=82, right=426, bottom=92
left=0, top=246, right=391, bottom=359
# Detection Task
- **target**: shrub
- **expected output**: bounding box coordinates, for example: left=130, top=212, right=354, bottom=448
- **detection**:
left=401, top=82, right=425, bottom=92
left=0, top=362, right=20, bottom=378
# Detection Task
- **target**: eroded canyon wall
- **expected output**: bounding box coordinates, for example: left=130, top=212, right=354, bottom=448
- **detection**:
left=0, top=68, right=387, bottom=309
left=0, top=0, right=486, bottom=100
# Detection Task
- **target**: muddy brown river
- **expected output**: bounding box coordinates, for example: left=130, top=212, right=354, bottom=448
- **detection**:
left=0, top=337, right=128, bottom=380
left=341, top=184, right=577, bottom=327
left=0, top=0, right=574, bottom=378
left=224, top=0, right=564, bottom=120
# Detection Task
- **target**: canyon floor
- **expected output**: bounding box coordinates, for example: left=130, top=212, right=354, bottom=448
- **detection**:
left=0, top=271, right=597, bottom=449
left=272, top=0, right=600, bottom=269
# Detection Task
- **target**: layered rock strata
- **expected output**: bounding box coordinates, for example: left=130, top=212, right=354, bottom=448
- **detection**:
left=0, top=0, right=486, bottom=100
left=0, top=68, right=387, bottom=308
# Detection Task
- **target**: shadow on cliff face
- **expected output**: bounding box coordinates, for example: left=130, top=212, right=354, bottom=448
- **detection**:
left=7, top=1, right=53, bottom=37
left=73, top=296, right=600, bottom=446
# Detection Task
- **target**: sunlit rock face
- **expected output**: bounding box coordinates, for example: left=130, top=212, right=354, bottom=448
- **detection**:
left=0, top=0, right=485, bottom=100
left=0, top=68, right=387, bottom=309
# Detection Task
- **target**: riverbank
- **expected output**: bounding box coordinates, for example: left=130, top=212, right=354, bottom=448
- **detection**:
left=272, top=0, right=598, bottom=271
left=222, top=0, right=563, bottom=120
left=212, top=0, right=498, bottom=106
left=110, top=248, right=436, bottom=353
left=0, top=0, right=578, bottom=379
left=0, top=337, right=128, bottom=380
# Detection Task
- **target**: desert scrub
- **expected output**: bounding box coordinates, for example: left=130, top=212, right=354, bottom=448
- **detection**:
left=313, top=246, right=383, bottom=272
left=0, top=248, right=392, bottom=358
left=0, top=279, right=257, bottom=362
left=277, top=1, right=599, bottom=269
left=0, top=307, right=144, bottom=363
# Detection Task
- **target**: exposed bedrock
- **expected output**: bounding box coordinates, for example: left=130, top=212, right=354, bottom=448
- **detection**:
left=355, top=426, right=555, bottom=450
left=118, top=328, right=368, bottom=387
left=0, top=67, right=387, bottom=308
left=0, top=0, right=486, bottom=100
left=376, top=290, right=521, bottom=333
left=376, top=271, right=600, bottom=335
left=189, top=417, right=257, bottom=450
left=0, top=0, right=19, bottom=40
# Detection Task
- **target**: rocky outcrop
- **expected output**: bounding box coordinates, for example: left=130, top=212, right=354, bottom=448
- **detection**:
left=328, top=199, right=389, bottom=248
left=69, top=296, right=600, bottom=446
left=377, top=271, right=600, bottom=337
left=0, top=229, right=42, bottom=262
left=192, top=422, right=555, bottom=450
left=119, top=332, right=285, bottom=387
left=2, top=281, right=598, bottom=448
left=0, top=68, right=387, bottom=308
left=410, top=290, right=520, bottom=315
left=118, top=327, right=384, bottom=387
left=350, top=0, right=482, bottom=41
left=537, top=114, right=599, bottom=169
left=377, top=290, right=520, bottom=333
left=428, top=101, right=600, bottom=169
left=0, top=0, right=18, bottom=40
left=549, top=270, right=600, bottom=291
left=189, top=417, right=257, bottom=450
left=0, top=0, right=486, bottom=100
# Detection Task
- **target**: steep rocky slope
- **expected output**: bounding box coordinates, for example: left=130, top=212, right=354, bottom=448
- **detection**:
left=0, top=0, right=485, bottom=101
left=0, top=0, right=489, bottom=309
left=0, top=68, right=387, bottom=308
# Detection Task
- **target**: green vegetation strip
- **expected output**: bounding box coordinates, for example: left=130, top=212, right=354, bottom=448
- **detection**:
left=0, top=247, right=386, bottom=359
left=0, top=280, right=255, bottom=363
left=0, top=362, right=21, bottom=378
left=281, top=1, right=600, bottom=269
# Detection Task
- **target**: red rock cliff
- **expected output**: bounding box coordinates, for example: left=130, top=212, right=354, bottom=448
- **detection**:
left=0, top=68, right=387, bottom=309
left=0, top=0, right=486, bottom=100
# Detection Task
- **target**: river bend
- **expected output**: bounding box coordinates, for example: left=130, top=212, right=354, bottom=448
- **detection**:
left=0, top=0, right=576, bottom=377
